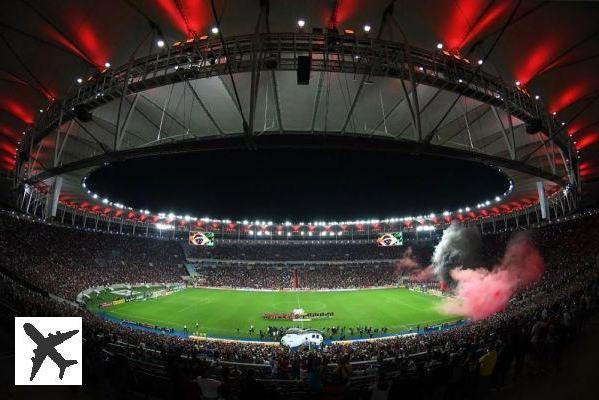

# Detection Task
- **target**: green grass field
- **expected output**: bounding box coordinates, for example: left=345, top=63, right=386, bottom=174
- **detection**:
left=91, top=288, right=459, bottom=339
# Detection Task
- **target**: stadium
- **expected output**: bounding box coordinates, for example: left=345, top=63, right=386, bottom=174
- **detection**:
left=1, top=1, right=599, bottom=399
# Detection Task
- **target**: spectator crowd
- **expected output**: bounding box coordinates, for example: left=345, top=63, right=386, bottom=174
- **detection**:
left=197, top=264, right=399, bottom=289
left=1, top=209, right=599, bottom=399
left=0, top=212, right=185, bottom=298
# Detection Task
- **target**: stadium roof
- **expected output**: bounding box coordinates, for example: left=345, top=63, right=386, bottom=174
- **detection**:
left=2, top=0, right=598, bottom=222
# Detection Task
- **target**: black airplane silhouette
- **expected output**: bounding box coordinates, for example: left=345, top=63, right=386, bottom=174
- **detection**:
left=23, top=322, right=79, bottom=381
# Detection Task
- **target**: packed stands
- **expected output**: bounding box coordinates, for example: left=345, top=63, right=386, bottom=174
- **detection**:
left=184, top=241, right=412, bottom=261
left=1, top=209, right=599, bottom=398
left=196, top=264, right=399, bottom=289
left=0, top=212, right=185, bottom=298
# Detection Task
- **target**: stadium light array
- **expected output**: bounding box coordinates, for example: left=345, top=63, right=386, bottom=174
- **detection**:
left=80, top=166, right=515, bottom=230
left=297, top=19, right=305, bottom=28
left=157, top=39, right=165, bottom=48
left=363, top=24, right=371, bottom=32
left=155, top=223, right=174, bottom=230
left=211, top=27, right=219, bottom=34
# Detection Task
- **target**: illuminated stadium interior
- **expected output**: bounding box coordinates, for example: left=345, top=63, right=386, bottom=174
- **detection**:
left=2, top=1, right=599, bottom=399
left=85, top=145, right=511, bottom=221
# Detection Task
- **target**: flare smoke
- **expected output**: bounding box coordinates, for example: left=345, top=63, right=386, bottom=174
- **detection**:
left=434, top=225, right=544, bottom=320
left=431, top=222, right=482, bottom=285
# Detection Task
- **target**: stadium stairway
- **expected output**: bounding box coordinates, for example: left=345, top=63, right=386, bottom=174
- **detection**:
left=184, top=263, right=198, bottom=277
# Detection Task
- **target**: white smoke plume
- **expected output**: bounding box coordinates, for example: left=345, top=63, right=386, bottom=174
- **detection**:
left=431, top=222, right=482, bottom=285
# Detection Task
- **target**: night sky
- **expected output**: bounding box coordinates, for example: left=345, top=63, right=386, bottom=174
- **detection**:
left=87, top=148, right=509, bottom=221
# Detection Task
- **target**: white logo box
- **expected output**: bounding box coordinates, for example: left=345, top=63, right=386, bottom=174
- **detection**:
left=14, top=316, right=82, bottom=386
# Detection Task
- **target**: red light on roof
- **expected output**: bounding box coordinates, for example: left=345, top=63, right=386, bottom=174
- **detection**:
left=343, top=29, right=354, bottom=35
left=199, top=35, right=209, bottom=40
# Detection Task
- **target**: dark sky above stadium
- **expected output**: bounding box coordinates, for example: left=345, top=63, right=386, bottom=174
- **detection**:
left=88, top=148, right=508, bottom=221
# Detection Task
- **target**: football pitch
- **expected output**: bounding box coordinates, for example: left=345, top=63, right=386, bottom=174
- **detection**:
left=93, top=288, right=460, bottom=339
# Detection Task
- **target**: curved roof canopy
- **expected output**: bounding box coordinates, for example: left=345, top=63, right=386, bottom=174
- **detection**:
left=2, top=0, right=597, bottom=220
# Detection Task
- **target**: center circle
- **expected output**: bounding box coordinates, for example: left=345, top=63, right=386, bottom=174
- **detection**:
left=87, top=144, right=509, bottom=221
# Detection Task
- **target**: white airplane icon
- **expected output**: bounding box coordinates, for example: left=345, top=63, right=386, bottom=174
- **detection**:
left=23, top=322, right=79, bottom=381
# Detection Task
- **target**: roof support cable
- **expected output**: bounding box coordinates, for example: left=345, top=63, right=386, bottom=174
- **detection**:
left=0, top=68, right=52, bottom=100
left=18, top=0, right=97, bottom=68
left=328, top=0, right=340, bottom=30
left=456, top=0, right=497, bottom=51
left=539, top=53, right=599, bottom=77
left=0, top=22, right=94, bottom=67
left=0, top=32, right=54, bottom=103
left=209, top=0, right=250, bottom=140
left=423, top=0, right=522, bottom=144
left=172, top=0, right=194, bottom=37
left=530, top=29, right=599, bottom=82
left=115, top=28, right=154, bottom=150
left=385, top=3, right=422, bottom=140
left=465, top=1, right=548, bottom=57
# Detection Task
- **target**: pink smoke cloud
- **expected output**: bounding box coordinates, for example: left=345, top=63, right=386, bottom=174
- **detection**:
left=441, top=234, right=544, bottom=320
left=395, top=247, right=438, bottom=283
left=411, top=265, right=435, bottom=282
left=396, top=247, right=420, bottom=272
